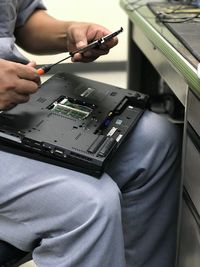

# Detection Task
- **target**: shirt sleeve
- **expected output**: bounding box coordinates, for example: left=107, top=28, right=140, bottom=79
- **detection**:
left=16, top=0, right=47, bottom=28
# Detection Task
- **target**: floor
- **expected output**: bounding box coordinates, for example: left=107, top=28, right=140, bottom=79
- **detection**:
left=19, top=69, right=127, bottom=267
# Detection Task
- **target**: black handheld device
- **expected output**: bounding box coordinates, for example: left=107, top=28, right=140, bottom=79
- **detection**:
left=37, top=27, right=123, bottom=75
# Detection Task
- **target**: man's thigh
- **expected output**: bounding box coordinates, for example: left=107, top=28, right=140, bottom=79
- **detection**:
left=0, top=151, right=120, bottom=250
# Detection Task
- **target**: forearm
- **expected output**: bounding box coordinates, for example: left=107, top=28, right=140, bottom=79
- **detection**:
left=15, top=10, right=72, bottom=55
left=15, top=9, right=118, bottom=63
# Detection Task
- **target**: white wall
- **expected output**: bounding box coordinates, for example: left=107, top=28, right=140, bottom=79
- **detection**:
left=19, top=0, right=128, bottom=65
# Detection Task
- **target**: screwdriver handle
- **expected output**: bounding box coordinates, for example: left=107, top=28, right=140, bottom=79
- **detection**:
left=37, top=68, right=45, bottom=76
left=37, top=65, right=52, bottom=76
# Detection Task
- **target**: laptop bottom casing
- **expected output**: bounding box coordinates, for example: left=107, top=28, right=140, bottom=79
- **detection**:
left=0, top=72, right=148, bottom=177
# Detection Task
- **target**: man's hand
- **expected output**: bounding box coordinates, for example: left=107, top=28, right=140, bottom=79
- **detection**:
left=66, top=22, right=119, bottom=63
left=0, top=59, right=40, bottom=111
left=15, top=10, right=119, bottom=63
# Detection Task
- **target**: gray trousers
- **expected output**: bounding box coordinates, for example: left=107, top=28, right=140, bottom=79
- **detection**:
left=0, top=111, right=181, bottom=267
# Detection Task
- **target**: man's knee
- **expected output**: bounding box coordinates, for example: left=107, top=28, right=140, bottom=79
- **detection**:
left=136, top=111, right=181, bottom=153
left=35, top=173, right=122, bottom=231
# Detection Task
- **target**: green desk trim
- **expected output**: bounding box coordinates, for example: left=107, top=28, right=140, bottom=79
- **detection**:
left=120, top=0, right=200, bottom=97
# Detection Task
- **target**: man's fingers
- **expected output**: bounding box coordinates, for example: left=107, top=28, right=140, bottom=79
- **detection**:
left=14, top=79, right=39, bottom=95
left=72, top=48, right=109, bottom=62
left=0, top=60, right=40, bottom=110
left=27, top=61, right=37, bottom=68
left=0, top=91, right=30, bottom=111
left=14, top=93, right=30, bottom=104
left=15, top=62, right=40, bottom=84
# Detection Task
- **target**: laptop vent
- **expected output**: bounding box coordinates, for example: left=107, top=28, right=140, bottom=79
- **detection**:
left=75, top=133, right=81, bottom=140
left=36, top=97, right=47, bottom=103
